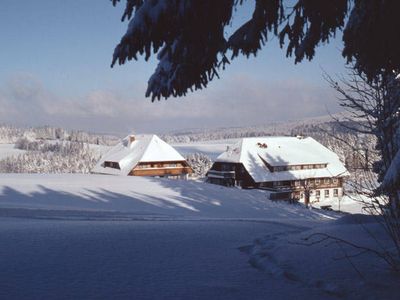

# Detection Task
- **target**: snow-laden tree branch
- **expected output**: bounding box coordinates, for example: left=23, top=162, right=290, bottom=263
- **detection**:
left=111, top=0, right=400, bottom=100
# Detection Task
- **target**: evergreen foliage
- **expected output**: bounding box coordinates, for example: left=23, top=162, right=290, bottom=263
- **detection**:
left=111, top=0, right=400, bottom=100
left=185, top=153, right=213, bottom=177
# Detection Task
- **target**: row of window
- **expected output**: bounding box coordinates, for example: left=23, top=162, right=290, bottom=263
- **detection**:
left=299, top=189, right=339, bottom=199
left=294, top=178, right=338, bottom=186
left=104, top=161, right=186, bottom=170
left=271, top=178, right=339, bottom=188
left=273, top=164, right=327, bottom=172
left=316, top=189, right=339, bottom=197
left=136, top=163, right=183, bottom=169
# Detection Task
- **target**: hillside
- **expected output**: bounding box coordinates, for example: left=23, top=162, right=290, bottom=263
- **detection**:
left=0, top=173, right=336, bottom=221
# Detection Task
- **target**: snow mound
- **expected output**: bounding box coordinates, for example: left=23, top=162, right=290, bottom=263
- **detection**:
left=334, top=213, right=381, bottom=225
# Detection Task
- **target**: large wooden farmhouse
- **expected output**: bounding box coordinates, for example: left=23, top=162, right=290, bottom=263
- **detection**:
left=92, top=134, right=193, bottom=178
left=207, top=136, right=349, bottom=203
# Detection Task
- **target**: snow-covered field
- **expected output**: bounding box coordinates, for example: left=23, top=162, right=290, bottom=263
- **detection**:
left=314, top=194, right=373, bottom=214
left=172, top=139, right=238, bottom=160
left=0, top=174, right=335, bottom=222
left=0, top=219, right=308, bottom=300
left=0, top=143, right=26, bottom=159
left=0, top=174, right=398, bottom=299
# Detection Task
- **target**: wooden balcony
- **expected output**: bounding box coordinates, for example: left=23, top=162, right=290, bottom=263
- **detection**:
left=207, top=170, right=236, bottom=179
left=130, top=167, right=192, bottom=177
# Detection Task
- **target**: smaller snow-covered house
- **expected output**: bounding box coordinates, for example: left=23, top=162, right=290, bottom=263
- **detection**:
left=92, top=134, right=193, bottom=178
left=207, top=136, right=349, bottom=202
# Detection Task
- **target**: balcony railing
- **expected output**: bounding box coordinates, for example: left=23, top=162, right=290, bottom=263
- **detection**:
left=207, top=170, right=236, bottom=179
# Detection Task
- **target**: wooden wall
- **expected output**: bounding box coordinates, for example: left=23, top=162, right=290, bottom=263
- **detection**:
left=129, top=161, right=193, bottom=177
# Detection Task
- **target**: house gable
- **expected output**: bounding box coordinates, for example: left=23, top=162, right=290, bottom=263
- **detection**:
left=92, top=134, right=193, bottom=177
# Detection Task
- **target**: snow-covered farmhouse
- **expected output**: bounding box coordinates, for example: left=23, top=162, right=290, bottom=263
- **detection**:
left=207, top=136, right=349, bottom=202
left=92, top=134, right=193, bottom=178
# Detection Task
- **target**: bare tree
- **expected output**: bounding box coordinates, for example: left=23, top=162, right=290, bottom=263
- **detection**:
left=324, top=67, right=400, bottom=271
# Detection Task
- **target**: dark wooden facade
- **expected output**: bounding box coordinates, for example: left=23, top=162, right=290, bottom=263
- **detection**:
left=206, top=162, right=255, bottom=187
left=207, top=162, right=344, bottom=201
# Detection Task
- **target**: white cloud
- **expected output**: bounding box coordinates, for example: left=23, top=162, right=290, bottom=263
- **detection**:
left=0, top=73, right=341, bottom=134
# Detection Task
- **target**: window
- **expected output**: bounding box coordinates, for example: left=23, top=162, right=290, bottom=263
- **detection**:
left=333, top=189, right=338, bottom=197
left=104, top=161, right=120, bottom=170
left=315, top=179, right=320, bottom=186
left=333, top=178, right=338, bottom=184
left=294, top=180, right=300, bottom=186
left=274, top=166, right=285, bottom=172
left=316, top=190, right=320, bottom=198
left=324, top=190, right=330, bottom=197
left=324, top=178, right=330, bottom=184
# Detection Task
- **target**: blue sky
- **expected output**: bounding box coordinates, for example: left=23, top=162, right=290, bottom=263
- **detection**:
left=0, top=1, right=347, bottom=135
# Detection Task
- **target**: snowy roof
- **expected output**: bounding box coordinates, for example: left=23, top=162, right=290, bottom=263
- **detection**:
left=216, top=136, right=349, bottom=182
left=92, top=134, right=186, bottom=176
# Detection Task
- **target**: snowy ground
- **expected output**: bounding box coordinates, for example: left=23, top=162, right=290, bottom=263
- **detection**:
left=0, top=219, right=319, bottom=300
left=0, top=174, right=398, bottom=299
left=247, top=216, right=399, bottom=300
left=312, top=194, right=373, bottom=214
left=0, top=143, right=26, bottom=159
left=0, top=174, right=336, bottom=223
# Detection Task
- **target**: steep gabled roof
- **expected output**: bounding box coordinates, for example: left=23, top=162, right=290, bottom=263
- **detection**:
left=216, top=136, right=349, bottom=182
left=92, top=134, right=186, bottom=176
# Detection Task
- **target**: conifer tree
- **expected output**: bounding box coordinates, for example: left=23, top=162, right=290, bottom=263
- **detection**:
left=111, top=0, right=400, bottom=100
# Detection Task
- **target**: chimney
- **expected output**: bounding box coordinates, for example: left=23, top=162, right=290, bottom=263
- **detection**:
left=129, top=135, right=136, bottom=144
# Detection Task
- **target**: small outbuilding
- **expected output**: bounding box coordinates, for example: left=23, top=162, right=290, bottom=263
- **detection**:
left=92, top=134, right=193, bottom=178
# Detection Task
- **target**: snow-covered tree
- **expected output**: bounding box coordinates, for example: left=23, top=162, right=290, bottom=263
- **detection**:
left=0, top=125, right=23, bottom=143
left=111, top=0, right=400, bottom=100
left=185, top=153, right=213, bottom=177
left=0, top=124, right=119, bottom=146
left=1, top=141, right=100, bottom=174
